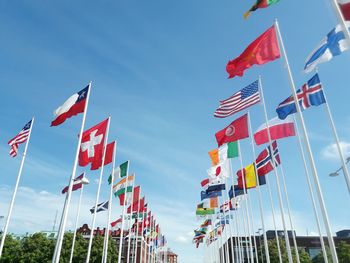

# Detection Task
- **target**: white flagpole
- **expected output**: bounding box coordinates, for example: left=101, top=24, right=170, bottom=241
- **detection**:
left=117, top=162, right=131, bottom=263
left=69, top=172, right=86, bottom=263
left=330, top=0, right=350, bottom=44
left=279, top=165, right=301, bottom=263
left=102, top=141, right=117, bottom=263
left=53, top=82, right=92, bottom=263
left=292, top=115, right=329, bottom=263
left=0, top=117, right=34, bottom=258
left=127, top=182, right=137, bottom=263
left=238, top=203, right=249, bottom=262
left=259, top=76, right=294, bottom=263
left=247, top=195, right=259, bottom=263
left=275, top=19, right=339, bottom=263
left=133, top=192, right=142, bottom=263
left=247, top=111, right=270, bottom=263
left=219, top=195, right=230, bottom=263
left=86, top=116, right=111, bottom=263
left=223, top=186, right=235, bottom=263
left=320, top=79, right=350, bottom=194
left=140, top=209, right=146, bottom=263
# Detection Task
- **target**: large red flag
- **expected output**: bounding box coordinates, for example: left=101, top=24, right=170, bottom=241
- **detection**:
left=127, top=197, right=145, bottom=214
left=103, top=141, right=116, bottom=166
left=79, top=119, right=108, bottom=170
left=215, top=114, right=249, bottom=146
left=339, top=0, right=350, bottom=20
left=226, top=25, right=280, bottom=78
left=118, top=186, right=140, bottom=206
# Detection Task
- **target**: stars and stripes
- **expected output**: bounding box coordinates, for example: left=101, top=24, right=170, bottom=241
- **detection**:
left=214, top=80, right=260, bottom=118
left=8, top=120, right=32, bottom=157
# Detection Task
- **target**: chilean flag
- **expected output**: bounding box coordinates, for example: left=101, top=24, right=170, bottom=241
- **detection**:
left=51, top=85, right=89, bottom=126
left=61, top=173, right=89, bottom=194
left=339, top=0, right=350, bottom=21
left=254, top=116, right=295, bottom=145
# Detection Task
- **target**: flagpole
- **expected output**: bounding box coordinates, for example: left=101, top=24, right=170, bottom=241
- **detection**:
left=147, top=216, right=153, bottom=263
left=292, top=115, right=329, bottom=263
left=102, top=141, right=117, bottom=263
left=247, top=110, right=270, bottom=263
left=330, top=0, right=350, bottom=45
left=118, top=161, right=131, bottom=263
left=133, top=191, right=142, bottom=263
left=69, top=173, right=86, bottom=263
left=259, top=75, right=294, bottom=263
left=140, top=208, right=146, bottom=263
left=0, top=117, right=34, bottom=258
left=53, top=82, right=92, bottom=263
left=127, top=182, right=137, bottom=263
left=86, top=116, right=111, bottom=263
left=275, top=19, right=339, bottom=263
left=247, top=194, right=259, bottom=263
left=238, top=203, right=249, bottom=263
left=219, top=194, right=230, bottom=263
left=223, top=186, right=235, bottom=263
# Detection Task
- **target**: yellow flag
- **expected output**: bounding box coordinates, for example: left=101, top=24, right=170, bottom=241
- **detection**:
left=245, top=163, right=257, bottom=189
left=208, top=149, right=219, bottom=166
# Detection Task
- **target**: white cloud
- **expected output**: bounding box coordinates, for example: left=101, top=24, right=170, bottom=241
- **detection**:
left=320, top=141, right=350, bottom=161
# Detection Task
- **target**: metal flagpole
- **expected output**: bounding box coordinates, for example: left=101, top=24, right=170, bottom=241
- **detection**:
left=147, top=213, right=153, bottom=263
left=133, top=192, right=142, bottom=263
left=53, top=82, right=91, bottom=263
left=69, top=172, right=86, bottom=263
left=224, top=186, right=235, bottom=263
left=219, top=194, right=230, bottom=263
left=102, top=141, right=117, bottom=263
left=320, top=79, right=350, bottom=194
left=86, top=117, right=111, bottom=263
left=139, top=208, right=146, bottom=263
left=117, top=162, right=131, bottom=263
left=258, top=76, right=293, bottom=263
left=279, top=165, right=301, bottom=263
left=275, top=19, right=339, bottom=263
left=127, top=182, right=137, bottom=263
left=247, top=111, right=268, bottom=263
left=330, top=0, right=350, bottom=45
left=292, top=115, right=329, bottom=262
left=247, top=194, right=259, bottom=263
left=237, top=141, right=254, bottom=262
left=0, top=117, right=34, bottom=258
left=239, top=202, right=249, bottom=263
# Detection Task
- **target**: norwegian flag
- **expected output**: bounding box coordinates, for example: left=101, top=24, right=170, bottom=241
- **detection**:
left=8, top=120, right=32, bottom=157
left=255, top=141, right=281, bottom=176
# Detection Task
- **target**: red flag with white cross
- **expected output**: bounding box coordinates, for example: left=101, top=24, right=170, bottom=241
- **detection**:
left=79, top=119, right=109, bottom=170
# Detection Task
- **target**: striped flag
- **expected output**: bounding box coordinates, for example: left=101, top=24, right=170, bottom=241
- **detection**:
left=214, top=80, right=260, bottom=118
left=8, top=120, right=32, bottom=157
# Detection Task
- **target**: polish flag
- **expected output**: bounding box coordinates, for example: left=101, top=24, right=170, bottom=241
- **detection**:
left=51, top=85, right=89, bottom=126
left=61, top=173, right=89, bottom=194
left=111, top=218, right=122, bottom=230
left=338, top=0, right=350, bottom=21
left=79, top=119, right=109, bottom=170
left=254, top=115, right=295, bottom=145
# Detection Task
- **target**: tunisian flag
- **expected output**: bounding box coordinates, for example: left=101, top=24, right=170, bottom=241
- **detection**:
left=339, top=0, right=350, bottom=20
left=226, top=25, right=280, bottom=78
left=254, top=116, right=295, bottom=145
left=215, top=114, right=249, bottom=146
left=79, top=119, right=108, bottom=170
left=51, top=85, right=89, bottom=126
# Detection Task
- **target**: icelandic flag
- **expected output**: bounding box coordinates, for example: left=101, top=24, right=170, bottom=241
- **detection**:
left=304, top=23, right=350, bottom=73
left=51, top=85, right=89, bottom=126
left=276, top=74, right=326, bottom=120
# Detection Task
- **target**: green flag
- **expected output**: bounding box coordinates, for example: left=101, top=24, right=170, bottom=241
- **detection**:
left=108, top=160, right=129, bottom=184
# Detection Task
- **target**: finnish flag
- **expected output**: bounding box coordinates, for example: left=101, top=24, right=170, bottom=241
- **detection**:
left=304, top=23, right=350, bottom=73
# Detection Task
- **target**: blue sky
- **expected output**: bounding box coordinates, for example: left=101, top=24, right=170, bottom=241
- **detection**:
left=0, top=0, right=350, bottom=262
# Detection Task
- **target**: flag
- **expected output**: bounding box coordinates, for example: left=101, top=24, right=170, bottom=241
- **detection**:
left=304, top=23, right=350, bottom=73
left=108, top=160, right=129, bottom=184
left=206, top=183, right=226, bottom=193
left=254, top=116, right=295, bottom=145
left=207, top=159, right=230, bottom=180
left=214, top=80, right=260, bottom=118
left=201, top=219, right=212, bottom=227
left=79, top=119, right=108, bottom=170
left=256, top=141, right=281, bottom=176
left=244, top=0, right=280, bottom=19
left=215, top=114, right=249, bottom=146
left=201, top=190, right=222, bottom=201
left=119, top=186, right=140, bottom=206
left=111, top=218, right=122, bottom=230
left=339, top=0, right=350, bottom=20
left=208, top=142, right=239, bottom=166
left=104, top=141, right=116, bottom=166
left=8, top=120, right=32, bottom=157
left=196, top=208, right=215, bottom=216
left=210, top=197, right=218, bottom=208
left=113, top=174, right=134, bottom=202
left=226, top=25, right=280, bottom=78
left=127, top=197, right=146, bottom=214
left=61, top=173, right=89, bottom=194
left=276, top=74, right=326, bottom=120
left=200, top=178, right=210, bottom=189
left=229, top=185, right=247, bottom=199
left=237, top=163, right=257, bottom=189
left=51, top=85, right=89, bottom=126
left=90, top=201, right=109, bottom=213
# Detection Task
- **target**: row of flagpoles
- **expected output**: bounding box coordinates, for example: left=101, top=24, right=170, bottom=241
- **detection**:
left=1, top=81, right=171, bottom=262
left=193, top=1, right=350, bottom=263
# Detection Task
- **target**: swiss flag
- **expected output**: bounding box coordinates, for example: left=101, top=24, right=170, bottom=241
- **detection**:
left=79, top=119, right=109, bottom=170
left=215, top=114, right=249, bottom=146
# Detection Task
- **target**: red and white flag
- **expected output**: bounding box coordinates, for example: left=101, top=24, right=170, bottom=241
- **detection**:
left=215, top=114, right=249, bottom=147
left=8, top=120, right=32, bottom=157
left=103, top=141, right=116, bottom=166
left=61, top=173, right=89, bottom=194
left=79, top=119, right=108, bottom=170
left=111, top=217, right=122, bottom=230
left=51, top=85, right=89, bottom=126
left=254, top=115, right=295, bottom=145
left=338, top=0, right=350, bottom=21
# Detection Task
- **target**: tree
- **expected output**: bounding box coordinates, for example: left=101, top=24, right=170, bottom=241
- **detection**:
left=312, top=246, right=332, bottom=263
left=337, top=241, right=350, bottom=263
left=20, top=233, right=55, bottom=263
left=0, top=235, right=22, bottom=263
left=299, top=249, right=312, bottom=263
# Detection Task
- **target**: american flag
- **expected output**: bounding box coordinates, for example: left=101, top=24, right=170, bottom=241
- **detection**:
left=8, top=120, right=32, bottom=157
left=214, top=80, right=260, bottom=118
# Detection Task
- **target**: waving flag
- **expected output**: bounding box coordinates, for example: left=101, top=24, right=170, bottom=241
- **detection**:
left=208, top=142, right=238, bottom=166
left=61, top=173, right=89, bottom=194
left=338, top=0, right=350, bottom=20
left=8, top=120, right=32, bottom=157
left=51, top=85, right=89, bottom=126
left=304, top=23, right=350, bottom=73
left=214, top=81, right=260, bottom=118
left=201, top=190, right=222, bottom=201
left=237, top=163, right=257, bottom=189
left=215, top=114, right=249, bottom=146
left=90, top=201, right=109, bottom=213
left=226, top=25, right=280, bottom=78
left=244, top=0, right=281, bottom=19
left=111, top=217, right=122, bottom=230
left=276, top=74, right=326, bottom=120
left=207, top=159, right=230, bottom=180
left=254, top=116, right=295, bottom=145
left=256, top=141, right=281, bottom=176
